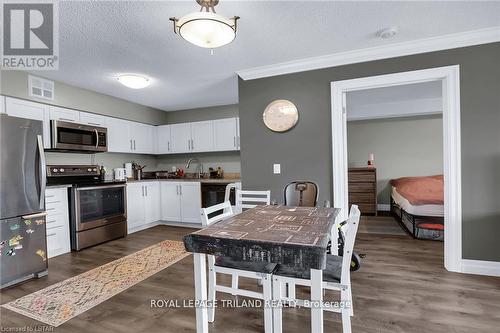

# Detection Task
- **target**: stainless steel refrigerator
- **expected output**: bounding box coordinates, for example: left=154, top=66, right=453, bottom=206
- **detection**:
left=1, top=114, right=48, bottom=289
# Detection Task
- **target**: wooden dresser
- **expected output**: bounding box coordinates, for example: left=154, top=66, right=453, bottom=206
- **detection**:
left=348, top=167, right=377, bottom=215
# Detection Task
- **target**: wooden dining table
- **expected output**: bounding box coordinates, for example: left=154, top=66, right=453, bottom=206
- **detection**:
left=183, top=205, right=340, bottom=333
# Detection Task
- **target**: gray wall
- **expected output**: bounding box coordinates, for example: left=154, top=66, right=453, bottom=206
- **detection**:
left=347, top=115, right=443, bottom=205
left=0, top=71, right=169, bottom=125
left=239, top=42, right=500, bottom=261
left=166, top=104, right=238, bottom=123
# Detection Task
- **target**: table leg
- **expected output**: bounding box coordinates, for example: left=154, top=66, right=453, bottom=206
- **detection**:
left=262, top=274, right=273, bottom=333
left=272, top=276, right=283, bottom=333
left=310, top=269, right=323, bottom=333
left=194, top=253, right=208, bottom=333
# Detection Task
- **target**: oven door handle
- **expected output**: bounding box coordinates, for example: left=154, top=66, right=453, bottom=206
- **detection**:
left=75, top=184, right=126, bottom=191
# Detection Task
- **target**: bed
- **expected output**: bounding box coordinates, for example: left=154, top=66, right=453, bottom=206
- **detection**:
left=390, top=175, right=444, bottom=241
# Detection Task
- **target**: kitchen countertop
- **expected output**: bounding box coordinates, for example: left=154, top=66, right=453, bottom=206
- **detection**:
left=126, top=178, right=240, bottom=184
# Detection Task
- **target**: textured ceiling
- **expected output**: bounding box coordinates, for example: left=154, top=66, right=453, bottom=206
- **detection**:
left=33, top=1, right=500, bottom=111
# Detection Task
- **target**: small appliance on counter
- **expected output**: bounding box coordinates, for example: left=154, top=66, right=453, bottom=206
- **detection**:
left=1, top=114, right=48, bottom=289
left=124, top=163, right=133, bottom=179
left=113, top=168, right=126, bottom=181
left=209, top=167, right=224, bottom=179
left=46, top=165, right=127, bottom=251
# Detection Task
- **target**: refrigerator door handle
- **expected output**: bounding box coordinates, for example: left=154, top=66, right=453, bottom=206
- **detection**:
left=37, top=135, right=47, bottom=209
left=22, top=212, right=48, bottom=219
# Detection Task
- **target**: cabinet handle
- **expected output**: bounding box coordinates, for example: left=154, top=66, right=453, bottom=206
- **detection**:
left=133, top=139, right=136, bottom=150
left=130, top=139, right=133, bottom=150
left=87, top=122, right=100, bottom=126
left=179, top=185, right=182, bottom=196
left=176, top=185, right=179, bottom=195
left=191, top=139, right=194, bottom=150
left=47, top=233, right=56, bottom=237
left=234, top=136, right=236, bottom=148
left=142, top=185, right=145, bottom=196
left=58, top=117, right=74, bottom=122
left=145, top=186, right=148, bottom=196
left=188, top=140, right=191, bottom=150
left=168, top=141, right=170, bottom=151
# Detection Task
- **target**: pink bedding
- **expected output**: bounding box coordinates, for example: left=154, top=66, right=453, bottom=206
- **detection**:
left=390, top=175, right=444, bottom=205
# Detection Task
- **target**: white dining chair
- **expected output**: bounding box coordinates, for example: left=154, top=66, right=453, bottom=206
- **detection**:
left=235, top=189, right=271, bottom=213
left=200, top=201, right=275, bottom=332
left=271, top=205, right=361, bottom=333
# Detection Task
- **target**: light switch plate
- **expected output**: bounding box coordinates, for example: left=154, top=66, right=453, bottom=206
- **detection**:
left=273, top=164, right=281, bottom=174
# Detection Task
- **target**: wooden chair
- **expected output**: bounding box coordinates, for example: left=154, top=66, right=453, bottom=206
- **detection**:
left=271, top=205, right=361, bottom=333
left=200, top=201, right=275, bottom=331
left=235, top=189, right=271, bottom=213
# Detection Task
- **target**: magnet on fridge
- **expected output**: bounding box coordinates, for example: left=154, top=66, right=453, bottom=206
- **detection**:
left=9, top=235, right=23, bottom=246
left=24, top=220, right=32, bottom=225
left=35, top=219, right=44, bottom=225
left=36, top=249, right=46, bottom=261
left=14, top=244, right=23, bottom=250
left=26, top=229, right=34, bottom=234
left=10, top=224, right=20, bottom=231
left=7, top=249, right=15, bottom=256
left=0, top=240, right=5, bottom=248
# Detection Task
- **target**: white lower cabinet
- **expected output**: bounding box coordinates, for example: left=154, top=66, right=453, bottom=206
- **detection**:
left=45, top=188, right=71, bottom=258
left=160, top=182, right=201, bottom=224
left=160, top=182, right=182, bottom=222
left=127, top=181, right=161, bottom=233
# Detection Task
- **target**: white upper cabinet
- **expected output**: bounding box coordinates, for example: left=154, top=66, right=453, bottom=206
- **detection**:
left=213, top=118, right=238, bottom=151
left=49, top=106, right=79, bottom=123
left=170, top=123, right=191, bottom=153
left=5, top=97, right=51, bottom=148
left=107, top=117, right=132, bottom=153
left=157, top=125, right=171, bottom=154
left=79, top=112, right=106, bottom=127
left=131, top=122, right=155, bottom=154
left=191, top=121, right=214, bottom=152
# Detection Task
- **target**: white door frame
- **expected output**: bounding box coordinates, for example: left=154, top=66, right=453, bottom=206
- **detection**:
left=331, top=65, right=462, bottom=273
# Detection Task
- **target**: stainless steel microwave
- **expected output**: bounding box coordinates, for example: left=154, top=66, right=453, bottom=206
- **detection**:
left=50, top=120, right=107, bottom=152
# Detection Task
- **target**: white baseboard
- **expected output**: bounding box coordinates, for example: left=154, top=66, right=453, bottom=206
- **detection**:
left=127, top=221, right=162, bottom=234
left=461, top=259, right=500, bottom=277
left=377, top=204, right=391, bottom=212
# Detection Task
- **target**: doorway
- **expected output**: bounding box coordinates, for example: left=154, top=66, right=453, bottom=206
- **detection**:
left=331, top=65, right=462, bottom=273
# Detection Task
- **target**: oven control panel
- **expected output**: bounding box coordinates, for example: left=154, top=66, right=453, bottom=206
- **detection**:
left=47, top=165, right=100, bottom=177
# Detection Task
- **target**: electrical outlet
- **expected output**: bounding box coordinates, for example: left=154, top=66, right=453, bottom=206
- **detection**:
left=273, top=164, right=281, bottom=174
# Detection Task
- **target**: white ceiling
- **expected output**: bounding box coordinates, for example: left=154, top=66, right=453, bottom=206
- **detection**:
left=34, top=1, right=500, bottom=111
left=346, top=81, right=442, bottom=121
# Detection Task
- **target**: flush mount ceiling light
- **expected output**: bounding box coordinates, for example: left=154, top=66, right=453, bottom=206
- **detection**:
left=170, top=0, right=239, bottom=49
left=117, top=74, right=151, bottom=89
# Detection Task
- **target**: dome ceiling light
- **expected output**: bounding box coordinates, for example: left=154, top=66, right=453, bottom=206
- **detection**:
left=170, top=0, right=240, bottom=49
left=117, top=74, right=151, bottom=89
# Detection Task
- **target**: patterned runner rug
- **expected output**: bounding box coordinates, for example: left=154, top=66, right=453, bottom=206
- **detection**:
left=2, top=240, right=190, bottom=327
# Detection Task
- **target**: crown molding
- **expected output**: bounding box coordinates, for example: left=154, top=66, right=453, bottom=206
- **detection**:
left=237, top=27, right=500, bottom=80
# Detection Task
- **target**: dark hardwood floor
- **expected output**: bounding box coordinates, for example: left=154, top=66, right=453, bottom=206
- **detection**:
left=1, top=225, right=499, bottom=332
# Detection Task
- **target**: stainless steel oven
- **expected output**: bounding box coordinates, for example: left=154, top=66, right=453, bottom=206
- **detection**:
left=70, top=183, right=127, bottom=250
left=51, top=120, right=107, bottom=152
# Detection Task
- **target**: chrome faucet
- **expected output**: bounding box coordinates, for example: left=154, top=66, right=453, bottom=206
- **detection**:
left=185, top=158, right=203, bottom=178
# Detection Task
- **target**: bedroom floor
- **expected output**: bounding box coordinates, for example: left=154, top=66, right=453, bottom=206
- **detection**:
left=358, top=213, right=408, bottom=236
left=2, top=225, right=499, bottom=333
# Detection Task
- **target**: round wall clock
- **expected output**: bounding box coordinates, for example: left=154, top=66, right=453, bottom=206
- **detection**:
left=262, top=99, right=299, bottom=132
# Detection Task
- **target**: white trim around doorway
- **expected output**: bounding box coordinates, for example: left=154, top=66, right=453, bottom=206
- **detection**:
left=331, top=65, right=463, bottom=273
